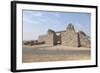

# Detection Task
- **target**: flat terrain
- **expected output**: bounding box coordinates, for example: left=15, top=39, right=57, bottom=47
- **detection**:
left=22, top=45, right=91, bottom=63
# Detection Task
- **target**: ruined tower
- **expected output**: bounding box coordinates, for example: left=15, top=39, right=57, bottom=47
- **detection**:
left=61, top=23, right=79, bottom=47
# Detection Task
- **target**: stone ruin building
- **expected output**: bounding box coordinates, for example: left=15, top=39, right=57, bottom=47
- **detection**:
left=25, top=23, right=90, bottom=48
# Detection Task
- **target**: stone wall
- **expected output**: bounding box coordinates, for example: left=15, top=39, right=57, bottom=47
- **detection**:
left=38, top=29, right=57, bottom=46
left=34, top=23, right=90, bottom=48
left=61, top=24, right=79, bottom=47
left=61, top=31, right=79, bottom=47
left=78, top=31, right=91, bottom=48
left=46, top=29, right=56, bottom=46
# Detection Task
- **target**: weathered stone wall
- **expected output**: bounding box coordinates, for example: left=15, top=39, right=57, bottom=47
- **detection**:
left=47, top=29, right=57, bottom=46
left=61, top=24, right=79, bottom=47
left=38, top=29, right=57, bottom=46
left=78, top=31, right=90, bottom=48
left=35, top=23, right=90, bottom=48
left=61, top=31, right=79, bottom=47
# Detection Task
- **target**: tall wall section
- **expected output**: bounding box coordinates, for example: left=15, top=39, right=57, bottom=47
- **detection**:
left=61, top=24, right=79, bottom=47
left=38, top=29, right=57, bottom=46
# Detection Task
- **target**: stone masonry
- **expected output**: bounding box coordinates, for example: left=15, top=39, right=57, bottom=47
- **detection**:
left=61, top=23, right=79, bottom=47
left=34, top=23, right=90, bottom=47
left=38, top=29, right=57, bottom=46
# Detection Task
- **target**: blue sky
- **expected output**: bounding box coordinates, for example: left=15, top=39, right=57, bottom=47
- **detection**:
left=23, top=10, right=91, bottom=41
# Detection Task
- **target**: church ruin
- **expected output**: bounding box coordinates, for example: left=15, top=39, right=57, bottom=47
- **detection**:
left=25, top=23, right=90, bottom=48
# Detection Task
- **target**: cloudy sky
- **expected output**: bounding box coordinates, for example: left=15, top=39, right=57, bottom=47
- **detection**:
left=23, top=10, right=91, bottom=41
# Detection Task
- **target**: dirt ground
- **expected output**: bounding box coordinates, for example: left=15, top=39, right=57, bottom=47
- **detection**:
left=22, top=45, right=91, bottom=63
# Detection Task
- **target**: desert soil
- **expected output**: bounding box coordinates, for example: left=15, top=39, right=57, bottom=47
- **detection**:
left=22, top=45, right=91, bottom=63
